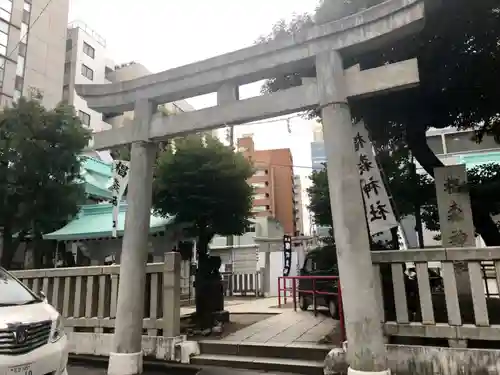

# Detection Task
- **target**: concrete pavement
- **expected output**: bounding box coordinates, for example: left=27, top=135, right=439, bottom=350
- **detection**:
left=69, top=364, right=302, bottom=375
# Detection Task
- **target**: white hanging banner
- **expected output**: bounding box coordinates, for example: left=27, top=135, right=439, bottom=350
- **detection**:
left=397, top=225, right=409, bottom=250
left=352, top=121, right=398, bottom=235
left=109, top=160, right=131, bottom=237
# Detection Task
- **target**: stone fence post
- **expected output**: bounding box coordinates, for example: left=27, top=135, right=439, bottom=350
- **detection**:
left=163, top=251, right=181, bottom=337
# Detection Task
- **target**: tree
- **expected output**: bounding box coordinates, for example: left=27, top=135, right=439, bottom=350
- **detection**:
left=0, top=98, right=92, bottom=268
left=153, top=134, right=253, bottom=254
left=308, top=163, right=500, bottom=243
left=262, top=0, right=500, bottom=245
left=153, top=134, right=253, bottom=329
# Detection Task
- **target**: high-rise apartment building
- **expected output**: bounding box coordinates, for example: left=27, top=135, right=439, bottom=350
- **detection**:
left=63, top=21, right=114, bottom=132
left=237, top=136, right=296, bottom=235
left=1, top=0, right=69, bottom=108
left=63, top=21, right=195, bottom=139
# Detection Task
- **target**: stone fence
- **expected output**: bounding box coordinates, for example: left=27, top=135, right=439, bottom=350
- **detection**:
left=372, top=246, right=500, bottom=348
left=10, top=253, right=184, bottom=337
left=9, top=254, right=264, bottom=336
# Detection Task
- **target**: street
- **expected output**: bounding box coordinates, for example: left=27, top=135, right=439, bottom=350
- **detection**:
left=68, top=364, right=301, bottom=375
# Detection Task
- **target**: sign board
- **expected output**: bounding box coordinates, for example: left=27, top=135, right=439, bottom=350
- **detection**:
left=109, top=160, right=131, bottom=237
left=283, top=235, right=292, bottom=276
left=352, top=121, right=398, bottom=235
left=434, top=165, right=475, bottom=248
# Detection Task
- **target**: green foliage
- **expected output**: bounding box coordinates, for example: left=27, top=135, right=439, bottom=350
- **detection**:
left=308, top=162, right=500, bottom=238
left=263, top=0, right=500, bottom=244
left=152, top=134, right=254, bottom=253
left=307, top=166, right=331, bottom=228
left=0, top=98, right=92, bottom=268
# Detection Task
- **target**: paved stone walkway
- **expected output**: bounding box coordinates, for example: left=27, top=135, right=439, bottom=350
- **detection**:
left=221, top=310, right=338, bottom=346
left=181, top=297, right=285, bottom=317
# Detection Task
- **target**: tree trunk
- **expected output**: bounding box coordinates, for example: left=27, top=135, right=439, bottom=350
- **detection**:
left=194, top=228, right=216, bottom=330
left=390, top=226, right=399, bottom=249
left=406, top=124, right=500, bottom=246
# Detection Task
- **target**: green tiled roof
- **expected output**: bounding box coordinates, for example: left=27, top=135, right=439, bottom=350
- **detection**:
left=80, top=156, right=113, bottom=199
left=43, top=203, right=174, bottom=241
left=458, top=151, right=500, bottom=169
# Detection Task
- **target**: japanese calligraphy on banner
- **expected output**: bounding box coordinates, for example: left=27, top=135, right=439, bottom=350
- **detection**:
left=352, top=121, right=398, bottom=235
left=434, top=165, right=475, bottom=247
left=397, top=225, right=409, bottom=250
left=109, top=160, right=131, bottom=238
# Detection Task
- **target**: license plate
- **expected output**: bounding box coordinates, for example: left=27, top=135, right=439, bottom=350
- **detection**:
left=9, top=364, right=32, bottom=375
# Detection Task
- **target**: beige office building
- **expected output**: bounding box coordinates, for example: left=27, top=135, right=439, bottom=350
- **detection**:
left=0, top=0, right=69, bottom=108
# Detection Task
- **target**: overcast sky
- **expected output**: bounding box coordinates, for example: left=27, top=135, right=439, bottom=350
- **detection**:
left=68, top=0, right=320, bottom=233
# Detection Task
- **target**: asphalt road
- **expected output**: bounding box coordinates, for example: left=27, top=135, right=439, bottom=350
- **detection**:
left=68, top=364, right=299, bottom=375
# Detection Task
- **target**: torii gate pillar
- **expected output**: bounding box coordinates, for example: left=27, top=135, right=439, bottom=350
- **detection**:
left=317, top=50, right=389, bottom=374
left=108, top=100, right=157, bottom=375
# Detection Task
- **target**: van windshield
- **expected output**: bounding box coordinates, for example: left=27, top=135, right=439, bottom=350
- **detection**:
left=0, top=268, right=40, bottom=306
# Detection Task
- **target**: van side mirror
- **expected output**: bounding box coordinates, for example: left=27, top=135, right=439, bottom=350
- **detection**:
left=38, top=291, right=48, bottom=302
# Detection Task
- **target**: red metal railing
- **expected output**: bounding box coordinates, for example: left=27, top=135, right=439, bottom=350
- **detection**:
left=278, top=275, right=345, bottom=343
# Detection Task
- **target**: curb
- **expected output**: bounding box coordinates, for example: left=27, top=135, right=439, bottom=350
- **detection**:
left=68, top=354, right=200, bottom=375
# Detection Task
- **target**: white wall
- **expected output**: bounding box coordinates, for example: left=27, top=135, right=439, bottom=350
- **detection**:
left=67, top=25, right=113, bottom=133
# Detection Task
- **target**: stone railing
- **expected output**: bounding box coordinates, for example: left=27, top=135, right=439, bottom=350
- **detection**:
left=372, top=247, right=500, bottom=348
left=222, top=270, right=264, bottom=297
left=10, top=253, right=184, bottom=336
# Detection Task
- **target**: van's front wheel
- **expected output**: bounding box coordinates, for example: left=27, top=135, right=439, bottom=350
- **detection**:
left=299, top=295, right=310, bottom=311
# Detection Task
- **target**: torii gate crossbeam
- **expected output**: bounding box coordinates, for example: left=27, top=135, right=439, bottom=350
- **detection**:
left=76, top=1, right=426, bottom=374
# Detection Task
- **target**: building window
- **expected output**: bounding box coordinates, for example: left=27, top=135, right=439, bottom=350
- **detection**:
left=251, top=181, right=268, bottom=189
left=0, top=93, right=12, bottom=107
left=13, top=89, right=20, bottom=102
left=16, top=56, right=25, bottom=76
left=14, top=75, right=23, bottom=91
left=62, top=85, right=69, bottom=102
left=23, top=1, right=30, bottom=12
left=22, top=9, right=29, bottom=23
left=245, top=225, right=256, bottom=233
left=20, top=22, right=28, bottom=43
left=19, top=42, right=27, bottom=57
left=253, top=206, right=268, bottom=212
left=0, top=26, right=6, bottom=56
left=0, top=18, right=7, bottom=34
left=0, top=57, right=5, bottom=88
left=81, top=64, right=93, bottom=80
left=78, top=110, right=90, bottom=126
left=0, top=0, right=12, bottom=22
left=254, top=169, right=268, bottom=177
left=83, top=42, right=95, bottom=59
left=64, top=62, right=71, bottom=73
left=66, top=39, right=72, bottom=51
left=253, top=193, right=267, bottom=200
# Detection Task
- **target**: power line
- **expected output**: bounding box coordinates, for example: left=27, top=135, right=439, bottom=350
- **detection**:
left=254, top=162, right=315, bottom=170
left=7, top=0, right=56, bottom=60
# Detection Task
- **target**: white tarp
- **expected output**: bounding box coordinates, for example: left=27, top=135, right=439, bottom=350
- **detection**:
left=109, top=160, right=131, bottom=237
left=352, top=121, right=398, bottom=235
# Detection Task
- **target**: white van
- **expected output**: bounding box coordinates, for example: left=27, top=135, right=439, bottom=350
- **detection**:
left=0, top=267, right=68, bottom=375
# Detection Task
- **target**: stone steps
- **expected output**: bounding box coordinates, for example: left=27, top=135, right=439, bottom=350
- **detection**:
left=191, top=340, right=330, bottom=375
left=192, top=354, right=324, bottom=375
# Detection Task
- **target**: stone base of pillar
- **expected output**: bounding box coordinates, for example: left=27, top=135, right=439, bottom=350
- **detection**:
left=347, top=368, right=391, bottom=375
left=108, top=352, right=143, bottom=375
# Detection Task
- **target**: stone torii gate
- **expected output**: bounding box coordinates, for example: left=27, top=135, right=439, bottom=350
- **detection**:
left=76, top=1, right=425, bottom=374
